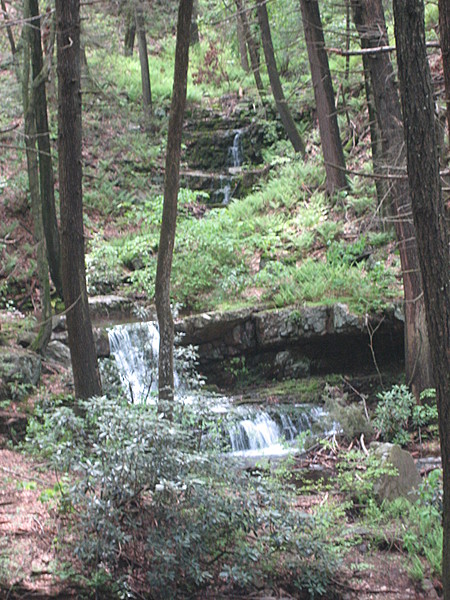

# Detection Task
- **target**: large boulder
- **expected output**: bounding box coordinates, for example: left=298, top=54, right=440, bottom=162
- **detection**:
left=371, top=442, right=421, bottom=502
left=0, top=348, right=41, bottom=400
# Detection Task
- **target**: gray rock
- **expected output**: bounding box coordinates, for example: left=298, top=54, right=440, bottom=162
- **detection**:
left=17, top=331, right=38, bottom=348
left=333, top=303, right=361, bottom=332
left=0, top=348, right=41, bottom=400
left=44, top=340, right=71, bottom=368
left=371, top=442, right=421, bottom=502
left=94, top=329, right=110, bottom=358
left=88, top=295, right=137, bottom=323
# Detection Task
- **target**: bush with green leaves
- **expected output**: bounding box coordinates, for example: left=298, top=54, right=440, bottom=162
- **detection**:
left=25, top=395, right=338, bottom=598
left=374, top=385, right=438, bottom=446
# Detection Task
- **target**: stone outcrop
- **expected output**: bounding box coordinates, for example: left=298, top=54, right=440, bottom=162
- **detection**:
left=0, top=348, right=41, bottom=401
left=370, top=442, right=422, bottom=502
left=176, top=304, right=404, bottom=386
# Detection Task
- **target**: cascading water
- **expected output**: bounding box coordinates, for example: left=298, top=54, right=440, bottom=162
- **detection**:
left=215, top=129, right=244, bottom=205
left=108, top=321, right=180, bottom=403
left=106, top=321, right=328, bottom=457
left=227, top=405, right=325, bottom=457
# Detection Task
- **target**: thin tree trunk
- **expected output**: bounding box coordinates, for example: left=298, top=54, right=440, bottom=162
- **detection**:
left=155, top=0, right=193, bottom=408
left=256, top=0, right=305, bottom=155
left=299, top=0, right=347, bottom=193
left=234, top=0, right=265, bottom=97
left=124, top=4, right=136, bottom=56
left=56, top=0, right=102, bottom=400
left=351, top=0, right=433, bottom=397
left=135, top=1, right=152, bottom=120
left=394, top=2, right=450, bottom=596
left=22, top=1, right=52, bottom=353
left=29, top=0, right=63, bottom=299
left=236, top=4, right=250, bottom=72
left=439, top=0, right=450, bottom=142
left=190, top=0, right=199, bottom=46
left=361, top=54, right=388, bottom=212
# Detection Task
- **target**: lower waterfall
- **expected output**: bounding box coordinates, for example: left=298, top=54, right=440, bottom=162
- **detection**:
left=107, top=321, right=327, bottom=458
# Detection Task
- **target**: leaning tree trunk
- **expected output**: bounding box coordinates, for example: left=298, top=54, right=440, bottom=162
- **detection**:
left=135, top=1, right=152, bottom=120
left=234, top=0, right=265, bottom=99
left=29, top=0, right=63, bottom=299
left=22, top=0, right=52, bottom=354
left=394, top=1, right=450, bottom=595
left=56, top=0, right=102, bottom=400
left=299, top=0, right=347, bottom=193
left=256, top=0, right=305, bottom=155
left=155, top=0, right=193, bottom=408
left=351, top=0, right=433, bottom=397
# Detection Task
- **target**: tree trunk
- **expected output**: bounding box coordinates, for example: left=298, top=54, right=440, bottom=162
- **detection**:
left=393, top=1, right=450, bottom=595
left=256, top=0, right=305, bottom=155
left=299, top=0, right=347, bottom=193
left=361, top=54, right=389, bottom=212
left=155, top=0, right=193, bottom=408
left=236, top=4, right=250, bottom=72
left=190, top=0, right=199, bottom=46
left=56, top=0, right=102, bottom=400
left=135, top=1, right=152, bottom=120
left=124, top=5, right=136, bottom=56
left=234, top=0, right=265, bottom=98
left=29, top=0, right=63, bottom=299
left=439, top=0, right=450, bottom=142
left=351, top=0, right=433, bottom=397
left=22, top=1, right=52, bottom=354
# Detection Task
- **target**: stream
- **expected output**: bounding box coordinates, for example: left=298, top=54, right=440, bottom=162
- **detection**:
left=106, top=321, right=328, bottom=459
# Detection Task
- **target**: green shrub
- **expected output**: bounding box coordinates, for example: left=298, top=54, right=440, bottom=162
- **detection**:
left=26, top=396, right=338, bottom=598
left=374, top=385, right=438, bottom=446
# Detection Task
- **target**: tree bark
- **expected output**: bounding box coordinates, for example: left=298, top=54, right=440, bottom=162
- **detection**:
left=299, top=0, right=347, bottom=193
left=351, top=0, right=433, bottom=397
left=29, top=0, right=63, bottom=299
left=56, top=0, right=102, bottom=400
left=234, top=0, right=265, bottom=98
left=236, top=3, right=250, bottom=72
left=256, top=0, right=305, bottom=155
left=22, top=0, right=52, bottom=354
left=393, top=1, right=450, bottom=595
left=124, top=4, right=136, bottom=56
left=439, top=0, right=450, bottom=141
left=190, top=0, right=199, bottom=46
left=155, top=0, right=193, bottom=407
left=135, top=1, right=152, bottom=120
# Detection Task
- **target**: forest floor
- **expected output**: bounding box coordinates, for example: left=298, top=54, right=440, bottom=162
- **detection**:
left=0, top=436, right=441, bottom=600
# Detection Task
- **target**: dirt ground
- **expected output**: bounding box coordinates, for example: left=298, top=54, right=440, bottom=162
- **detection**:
left=0, top=440, right=442, bottom=600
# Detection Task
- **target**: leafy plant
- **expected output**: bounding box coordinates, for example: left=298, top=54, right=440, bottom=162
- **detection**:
left=374, top=385, right=438, bottom=446
left=25, top=395, right=338, bottom=598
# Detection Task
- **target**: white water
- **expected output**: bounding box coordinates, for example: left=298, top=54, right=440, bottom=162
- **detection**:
left=107, top=321, right=326, bottom=457
left=216, top=129, right=244, bottom=205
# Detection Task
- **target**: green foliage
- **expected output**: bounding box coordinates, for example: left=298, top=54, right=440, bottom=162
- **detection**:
left=374, top=385, right=438, bottom=445
left=336, top=450, right=398, bottom=508
left=26, top=395, right=338, bottom=598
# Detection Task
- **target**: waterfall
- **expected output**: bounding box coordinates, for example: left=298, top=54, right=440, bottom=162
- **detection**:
left=215, top=129, right=244, bottom=205
left=227, top=406, right=325, bottom=457
left=228, top=130, right=243, bottom=169
left=107, top=321, right=328, bottom=457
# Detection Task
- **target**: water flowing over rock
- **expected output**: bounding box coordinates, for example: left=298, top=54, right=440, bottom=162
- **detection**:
left=108, top=321, right=161, bottom=403
left=105, top=321, right=329, bottom=458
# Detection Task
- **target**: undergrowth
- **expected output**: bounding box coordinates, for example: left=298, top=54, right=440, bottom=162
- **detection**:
left=25, top=395, right=338, bottom=599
